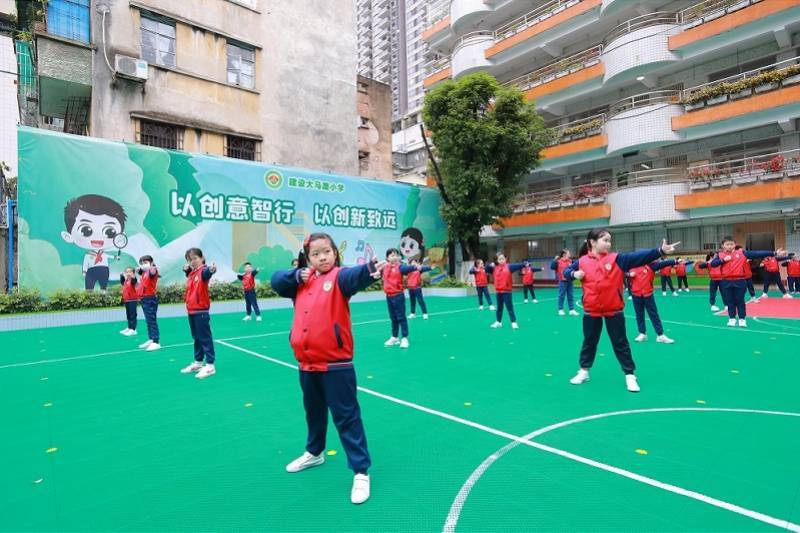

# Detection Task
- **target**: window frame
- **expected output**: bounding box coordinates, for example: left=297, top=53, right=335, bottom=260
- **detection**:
left=140, top=12, right=177, bottom=68
left=136, top=119, right=184, bottom=150
left=226, top=41, right=256, bottom=89
left=224, top=135, right=260, bottom=161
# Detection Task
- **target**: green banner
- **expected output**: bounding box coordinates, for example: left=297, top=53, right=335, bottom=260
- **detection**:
left=18, top=127, right=448, bottom=293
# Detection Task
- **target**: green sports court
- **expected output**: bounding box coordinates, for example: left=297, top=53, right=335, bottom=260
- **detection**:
left=4, top=291, right=799, bottom=532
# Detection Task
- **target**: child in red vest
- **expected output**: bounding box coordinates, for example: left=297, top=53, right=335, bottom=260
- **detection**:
left=136, top=255, right=161, bottom=351
left=119, top=267, right=139, bottom=336
left=734, top=245, right=758, bottom=303
left=784, top=256, right=800, bottom=294
left=469, top=259, right=495, bottom=311
left=696, top=253, right=726, bottom=312
left=520, top=261, right=542, bottom=304
left=383, top=248, right=419, bottom=348
left=565, top=228, right=680, bottom=392
left=551, top=250, right=578, bottom=316
left=674, top=258, right=694, bottom=292
left=179, top=248, right=218, bottom=379
left=405, top=258, right=432, bottom=319
left=759, top=255, right=792, bottom=299
left=237, top=262, right=262, bottom=321
left=710, top=237, right=786, bottom=327
left=627, top=260, right=676, bottom=344
left=486, top=252, right=527, bottom=329
left=271, top=232, right=385, bottom=505
left=659, top=262, right=677, bottom=297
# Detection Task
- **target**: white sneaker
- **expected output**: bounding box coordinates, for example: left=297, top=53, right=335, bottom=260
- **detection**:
left=490, top=321, right=502, bottom=328
left=685, top=288, right=691, bottom=292
left=711, top=305, right=720, bottom=312
left=286, top=451, right=324, bottom=473
left=569, top=310, right=579, bottom=316
left=783, top=294, right=793, bottom=299
left=634, top=333, right=647, bottom=342
left=662, top=292, right=667, bottom=296
left=511, top=322, right=519, bottom=329
left=180, top=362, right=203, bottom=374
left=727, top=318, right=737, bottom=327
left=146, top=342, right=161, bottom=352
left=243, top=315, right=252, bottom=321
left=400, top=338, right=409, bottom=349
left=384, top=337, right=400, bottom=347
left=196, top=364, right=215, bottom=379
left=138, top=339, right=153, bottom=349
left=351, top=473, right=370, bottom=504
left=672, top=292, right=678, bottom=297
left=533, top=299, right=539, bottom=304
left=124, top=329, right=137, bottom=336
left=626, top=374, right=640, bottom=393
left=423, top=314, right=429, bottom=320
left=751, top=297, right=760, bottom=303
left=738, top=319, right=747, bottom=328
left=479, top=305, right=484, bottom=310
left=120, top=328, right=131, bottom=335
left=407, top=313, right=416, bottom=319
left=558, top=310, right=566, bottom=316
left=656, top=334, right=674, bottom=344
left=570, top=369, right=590, bottom=385
left=489, top=305, right=496, bottom=311
left=524, top=299, right=528, bottom=304
left=627, top=296, right=632, bottom=300
left=761, top=294, right=768, bottom=299
left=256, top=316, right=262, bottom=322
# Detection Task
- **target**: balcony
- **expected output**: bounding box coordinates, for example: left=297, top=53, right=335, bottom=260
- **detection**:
left=607, top=169, right=690, bottom=225
left=506, top=182, right=611, bottom=231
left=422, top=0, right=451, bottom=41
left=675, top=58, right=800, bottom=133
left=450, top=0, right=492, bottom=33
left=602, top=12, right=681, bottom=84
left=606, top=90, right=684, bottom=156
left=423, top=56, right=452, bottom=88
left=451, top=31, right=494, bottom=78
left=541, top=114, right=607, bottom=167
left=671, top=0, right=800, bottom=52
left=486, top=0, right=600, bottom=60
left=504, top=45, right=603, bottom=104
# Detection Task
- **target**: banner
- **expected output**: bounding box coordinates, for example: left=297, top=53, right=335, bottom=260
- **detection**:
left=18, top=127, right=448, bottom=293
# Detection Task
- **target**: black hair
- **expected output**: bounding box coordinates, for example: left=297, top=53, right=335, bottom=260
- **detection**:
left=558, top=249, right=570, bottom=259
left=578, top=228, right=611, bottom=257
left=138, top=255, right=154, bottom=264
left=243, top=261, right=252, bottom=267
left=303, top=232, right=341, bottom=268
left=721, top=235, right=735, bottom=246
left=386, top=247, right=400, bottom=259
left=64, top=194, right=126, bottom=232
left=473, top=258, right=484, bottom=267
left=400, top=227, right=425, bottom=260
left=185, top=248, right=204, bottom=261
left=705, top=252, right=714, bottom=261
left=494, top=251, right=505, bottom=262
left=734, top=245, right=743, bottom=251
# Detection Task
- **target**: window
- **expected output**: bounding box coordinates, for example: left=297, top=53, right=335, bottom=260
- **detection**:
left=141, top=13, right=176, bottom=67
left=225, top=135, right=260, bottom=161
left=136, top=120, right=184, bottom=150
left=47, top=0, right=90, bottom=43
left=227, top=42, right=255, bottom=89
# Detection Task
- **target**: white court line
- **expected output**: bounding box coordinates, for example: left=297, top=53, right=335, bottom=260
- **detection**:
left=220, top=340, right=800, bottom=533
left=0, top=305, right=484, bottom=370
left=753, top=317, right=800, bottom=332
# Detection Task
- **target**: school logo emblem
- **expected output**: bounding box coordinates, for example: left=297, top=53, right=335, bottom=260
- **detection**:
left=605, top=263, right=612, bottom=271
left=323, top=280, right=333, bottom=292
left=264, top=170, right=283, bottom=190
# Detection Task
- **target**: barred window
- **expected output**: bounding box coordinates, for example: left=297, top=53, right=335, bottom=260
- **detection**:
left=141, top=13, right=176, bottom=68
left=225, top=135, right=260, bottom=161
left=136, top=120, right=184, bottom=150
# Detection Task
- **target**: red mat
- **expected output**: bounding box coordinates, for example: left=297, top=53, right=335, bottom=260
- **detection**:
left=742, top=297, right=800, bottom=319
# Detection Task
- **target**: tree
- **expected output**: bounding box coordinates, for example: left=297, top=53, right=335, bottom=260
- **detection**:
left=422, top=72, right=551, bottom=260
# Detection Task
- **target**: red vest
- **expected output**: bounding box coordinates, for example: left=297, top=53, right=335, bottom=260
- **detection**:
left=629, top=264, right=656, bottom=298
left=695, top=262, right=707, bottom=276
left=137, top=268, right=159, bottom=298
left=383, top=263, right=404, bottom=296
left=743, top=259, right=753, bottom=278
left=493, top=263, right=513, bottom=293
left=290, top=267, right=354, bottom=372
left=578, top=252, right=624, bottom=317
left=787, top=259, right=800, bottom=277
left=762, top=256, right=780, bottom=273
left=521, top=266, right=535, bottom=285
left=406, top=270, right=422, bottom=289
left=718, top=250, right=748, bottom=280
left=659, top=265, right=673, bottom=277
left=122, top=277, right=138, bottom=302
left=675, top=263, right=687, bottom=277
left=555, top=258, right=572, bottom=281
left=241, top=271, right=256, bottom=291
left=473, top=267, right=488, bottom=287
left=185, top=266, right=211, bottom=313
left=709, top=264, right=723, bottom=281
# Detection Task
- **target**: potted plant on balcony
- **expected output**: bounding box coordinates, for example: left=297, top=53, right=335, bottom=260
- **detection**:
left=761, top=155, right=786, bottom=180
left=754, top=70, right=781, bottom=93
left=727, top=0, right=751, bottom=13
left=782, top=64, right=800, bottom=86
left=787, top=156, right=800, bottom=177
left=729, top=79, right=753, bottom=100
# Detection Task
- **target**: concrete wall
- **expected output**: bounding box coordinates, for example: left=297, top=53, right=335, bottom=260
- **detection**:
left=0, top=35, right=17, bottom=177
left=357, top=75, right=392, bottom=180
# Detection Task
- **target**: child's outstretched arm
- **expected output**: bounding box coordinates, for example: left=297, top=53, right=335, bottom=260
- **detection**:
left=119, top=273, right=126, bottom=284
left=236, top=273, right=244, bottom=280
left=533, top=266, right=543, bottom=272
left=420, top=265, right=432, bottom=273
left=507, top=261, right=528, bottom=273
left=563, top=260, right=581, bottom=279
left=202, top=263, right=216, bottom=281
left=744, top=248, right=787, bottom=260
left=549, top=258, right=559, bottom=271
left=651, top=259, right=677, bottom=271
left=271, top=268, right=303, bottom=299
left=616, top=239, right=679, bottom=271
left=399, top=264, right=417, bottom=275
left=338, top=261, right=386, bottom=298
left=484, top=264, right=495, bottom=274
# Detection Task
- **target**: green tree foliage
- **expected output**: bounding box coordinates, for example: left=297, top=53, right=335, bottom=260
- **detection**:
left=423, top=72, right=551, bottom=259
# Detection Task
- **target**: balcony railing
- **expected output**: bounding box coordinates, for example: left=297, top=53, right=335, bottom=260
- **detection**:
left=547, top=114, right=605, bottom=146
left=682, top=57, right=800, bottom=108
left=504, top=44, right=603, bottom=92
left=513, top=182, right=609, bottom=212
left=679, top=0, right=762, bottom=27
left=613, top=167, right=687, bottom=188
left=603, top=12, right=679, bottom=46
left=608, top=90, right=682, bottom=117
left=686, top=148, right=800, bottom=190
left=425, top=56, right=452, bottom=76
left=493, top=0, right=583, bottom=42
left=426, top=0, right=450, bottom=27
left=453, top=31, right=494, bottom=52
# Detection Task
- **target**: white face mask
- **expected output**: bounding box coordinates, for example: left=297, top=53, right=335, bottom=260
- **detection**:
left=140, top=262, right=151, bottom=269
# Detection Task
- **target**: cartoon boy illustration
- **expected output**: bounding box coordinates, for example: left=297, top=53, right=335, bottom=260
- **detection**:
left=61, top=194, right=126, bottom=291
left=400, top=227, right=425, bottom=263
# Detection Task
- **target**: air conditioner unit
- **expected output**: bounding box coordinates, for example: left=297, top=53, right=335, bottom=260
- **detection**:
left=114, top=54, right=148, bottom=81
